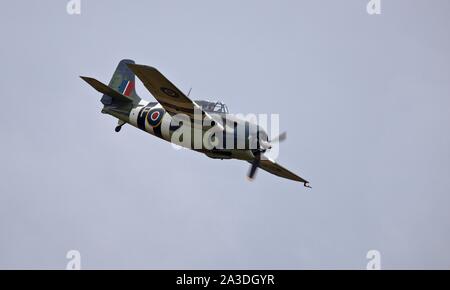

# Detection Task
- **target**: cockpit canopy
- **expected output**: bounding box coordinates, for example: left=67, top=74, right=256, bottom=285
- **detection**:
left=195, top=100, right=229, bottom=114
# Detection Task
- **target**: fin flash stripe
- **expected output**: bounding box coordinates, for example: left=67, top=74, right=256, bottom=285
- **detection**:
left=118, top=80, right=135, bottom=96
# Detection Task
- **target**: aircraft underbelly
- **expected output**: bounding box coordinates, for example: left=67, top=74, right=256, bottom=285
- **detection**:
left=204, top=149, right=253, bottom=160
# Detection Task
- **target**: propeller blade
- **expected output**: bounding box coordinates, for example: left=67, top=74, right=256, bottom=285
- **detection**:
left=247, top=152, right=261, bottom=180
left=271, top=131, right=287, bottom=143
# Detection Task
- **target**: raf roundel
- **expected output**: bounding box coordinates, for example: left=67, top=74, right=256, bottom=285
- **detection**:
left=150, top=111, right=160, bottom=121
left=146, top=108, right=165, bottom=127
left=160, top=87, right=179, bottom=98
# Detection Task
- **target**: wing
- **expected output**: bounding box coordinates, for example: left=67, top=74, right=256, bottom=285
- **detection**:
left=127, top=64, right=223, bottom=129
left=257, top=155, right=311, bottom=186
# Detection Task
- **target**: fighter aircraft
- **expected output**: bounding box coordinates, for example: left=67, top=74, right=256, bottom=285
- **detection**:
left=81, top=59, right=310, bottom=187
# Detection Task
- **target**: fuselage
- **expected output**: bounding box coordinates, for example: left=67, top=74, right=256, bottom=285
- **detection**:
left=104, top=99, right=263, bottom=161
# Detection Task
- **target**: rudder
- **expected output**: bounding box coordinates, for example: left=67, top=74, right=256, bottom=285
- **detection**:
left=101, top=59, right=141, bottom=105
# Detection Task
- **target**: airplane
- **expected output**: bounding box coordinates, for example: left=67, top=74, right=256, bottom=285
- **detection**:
left=81, top=59, right=310, bottom=187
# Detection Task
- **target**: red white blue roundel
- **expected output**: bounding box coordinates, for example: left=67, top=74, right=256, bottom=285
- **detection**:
left=147, top=108, right=165, bottom=127
left=160, top=87, right=179, bottom=98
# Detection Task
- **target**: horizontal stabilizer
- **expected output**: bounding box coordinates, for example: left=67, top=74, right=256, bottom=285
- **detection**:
left=80, top=76, right=134, bottom=103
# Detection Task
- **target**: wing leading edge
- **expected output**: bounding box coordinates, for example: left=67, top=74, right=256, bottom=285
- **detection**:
left=256, top=155, right=311, bottom=187
left=127, top=64, right=223, bottom=130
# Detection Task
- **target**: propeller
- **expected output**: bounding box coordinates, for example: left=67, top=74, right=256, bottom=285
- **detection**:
left=247, top=129, right=261, bottom=180
left=247, top=131, right=287, bottom=180
left=270, top=131, right=287, bottom=143
left=247, top=151, right=261, bottom=180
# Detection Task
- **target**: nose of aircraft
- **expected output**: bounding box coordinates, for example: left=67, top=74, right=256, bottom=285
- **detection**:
left=260, top=140, right=272, bottom=150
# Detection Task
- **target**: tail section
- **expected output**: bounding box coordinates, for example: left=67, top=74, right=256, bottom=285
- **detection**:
left=99, top=59, right=141, bottom=105
left=81, top=59, right=142, bottom=129
left=80, top=76, right=134, bottom=103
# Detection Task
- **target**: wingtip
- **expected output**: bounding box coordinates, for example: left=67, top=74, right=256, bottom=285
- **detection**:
left=80, top=76, right=94, bottom=81
left=126, top=63, right=138, bottom=69
left=126, top=63, right=158, bottom=72
left=126, top=63, right=143, bottom=69
left=79, top=76, right=91, bottom=83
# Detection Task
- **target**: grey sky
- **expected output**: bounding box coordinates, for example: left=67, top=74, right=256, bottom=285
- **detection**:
left=0, top=0, right=449, bottom=269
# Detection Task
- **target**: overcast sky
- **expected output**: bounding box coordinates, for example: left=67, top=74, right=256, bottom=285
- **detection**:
left=0, top=0, right=449, bottom=269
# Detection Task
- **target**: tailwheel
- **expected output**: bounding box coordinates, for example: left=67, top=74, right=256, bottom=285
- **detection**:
left=115, top=120, right=126, bottom=132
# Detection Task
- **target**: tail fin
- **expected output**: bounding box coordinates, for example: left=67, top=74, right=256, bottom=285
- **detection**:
left=102, top=59, right=141, bottom=105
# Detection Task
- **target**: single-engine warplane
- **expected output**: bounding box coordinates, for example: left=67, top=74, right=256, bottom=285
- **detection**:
left=81, top=60, right=310, bottom=187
